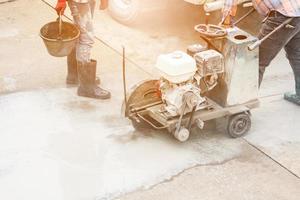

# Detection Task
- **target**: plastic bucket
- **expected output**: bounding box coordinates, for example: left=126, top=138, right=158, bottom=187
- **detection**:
left=40, top=20, right=80, bottom=57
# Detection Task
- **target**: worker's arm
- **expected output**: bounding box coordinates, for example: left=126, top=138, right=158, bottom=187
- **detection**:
left=55, top=0, right=67, bottom=15
left=221, top=0, right=238, bottom=26
left=99, top=0, right=109, bottom=10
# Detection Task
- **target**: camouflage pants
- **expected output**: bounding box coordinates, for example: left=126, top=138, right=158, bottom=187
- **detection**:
left=68, top=0, right=96, bottom=63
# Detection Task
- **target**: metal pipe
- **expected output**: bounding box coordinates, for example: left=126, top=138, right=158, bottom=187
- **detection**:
left=233, top=8, right=255, bottom=26
left=130, top=101, right=163, bottom=113
left=248, top=18, right=293, bottom=51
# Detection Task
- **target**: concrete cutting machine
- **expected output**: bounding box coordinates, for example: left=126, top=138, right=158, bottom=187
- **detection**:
left=123, top=20, right=260, bottom=142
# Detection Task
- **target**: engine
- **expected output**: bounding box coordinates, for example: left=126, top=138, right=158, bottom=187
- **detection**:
left=155, top=49, right=224, bottom=117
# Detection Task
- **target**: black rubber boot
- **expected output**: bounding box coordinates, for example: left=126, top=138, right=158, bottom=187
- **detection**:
left=66, top=49, right=101, bottom=86
left=284, top=76, right=300, bottom=106
left=66, top=49, right=78, bottom=85
left=77, top=60, right=111, bottom=99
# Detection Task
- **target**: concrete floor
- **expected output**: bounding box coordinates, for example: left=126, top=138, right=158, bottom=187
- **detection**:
left=0, top=0, right=299, bottom=200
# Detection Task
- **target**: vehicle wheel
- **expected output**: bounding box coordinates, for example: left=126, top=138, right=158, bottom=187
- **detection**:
left=108, top=0, right=140, bottom=25
left=227, top=113, right=251, bottom=138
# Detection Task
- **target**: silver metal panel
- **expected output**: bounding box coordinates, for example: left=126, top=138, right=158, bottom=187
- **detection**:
left=206, top=27, right=259, bottom=107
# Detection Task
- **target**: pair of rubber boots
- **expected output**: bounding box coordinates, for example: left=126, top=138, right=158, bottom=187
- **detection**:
left=284, top=76, right=300, bottom=106
left=66, top=50, right=111, bottom=99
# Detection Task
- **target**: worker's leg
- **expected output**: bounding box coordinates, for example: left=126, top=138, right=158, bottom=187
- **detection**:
left=66, top=47, right=100, bottom=86
left=66, top=1, right=94, bottom=86
left=68, top=0, right=95, bottom=63
left=284, top=21, right=300, bottom=105
left=68, top=0, right=110, bottom=99
left=258, top=14, right=300, bottom=86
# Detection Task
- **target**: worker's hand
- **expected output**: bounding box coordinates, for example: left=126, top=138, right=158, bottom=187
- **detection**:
left=219, top=15, right=234, bottom=27
left=99, top=0, right=108, bottom=10
left=55, top=0, right=67, bottom=15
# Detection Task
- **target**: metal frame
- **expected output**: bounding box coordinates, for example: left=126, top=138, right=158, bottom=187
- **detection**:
left=130, top=98, right=259, bottom=132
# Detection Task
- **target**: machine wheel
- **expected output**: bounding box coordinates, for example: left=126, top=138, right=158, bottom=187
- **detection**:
left=173, top=127, right=190, bottom=142
left=108, top=0, right=140, bottom=25
left=227, top=113, right=251, bottom=138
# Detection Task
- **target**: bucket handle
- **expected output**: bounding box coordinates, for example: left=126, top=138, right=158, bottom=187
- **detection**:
left=57, top=12, right=63, bottom=40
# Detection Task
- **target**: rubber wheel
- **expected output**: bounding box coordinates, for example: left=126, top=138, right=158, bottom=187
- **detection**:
left=227, top=113, right=251, bottom=138
left=108, top=0, right=140, bottom=25
left=173, top=127, right=190, bottom=142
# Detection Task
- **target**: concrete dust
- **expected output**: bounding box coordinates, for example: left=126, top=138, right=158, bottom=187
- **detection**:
left=0, top=77, right=17, bottom=92
left=0, top=27, right=19, bottom=38
left=0, top=88, right=244, bottom=200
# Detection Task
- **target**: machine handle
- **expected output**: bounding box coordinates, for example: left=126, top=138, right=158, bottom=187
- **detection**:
left=248, top=40, right=261, bottom=51
left=248, top=17, right=293, bottom=51
left=233, top=8, right=255, bottom=26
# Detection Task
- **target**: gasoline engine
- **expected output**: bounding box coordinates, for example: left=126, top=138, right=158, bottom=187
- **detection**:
left=156, top=49, right=224, bottom=117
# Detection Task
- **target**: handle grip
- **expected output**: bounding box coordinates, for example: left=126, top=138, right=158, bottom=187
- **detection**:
left=248, top=40, right=261, bottom=51
left=248, top=18, right=293, bottom=51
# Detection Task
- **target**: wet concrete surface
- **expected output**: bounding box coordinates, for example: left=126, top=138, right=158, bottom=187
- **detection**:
left=0, top=0, right=299, bottom=200
left=0, top=88, right=246, bottom=200
left=120, top=143, right=300, bottom=200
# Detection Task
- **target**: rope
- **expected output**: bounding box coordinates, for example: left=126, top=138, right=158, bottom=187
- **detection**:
left=0, top=0, right=17, bottom=5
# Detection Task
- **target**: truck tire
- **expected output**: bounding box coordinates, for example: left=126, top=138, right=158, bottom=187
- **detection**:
left=108, top=0, right=140, bottom=25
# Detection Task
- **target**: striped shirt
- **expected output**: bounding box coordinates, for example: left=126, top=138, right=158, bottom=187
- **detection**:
left=223, top=0, right=300, bottom=17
